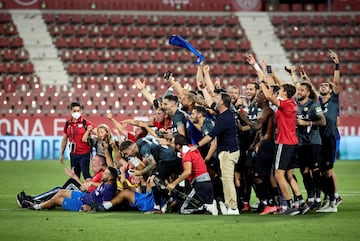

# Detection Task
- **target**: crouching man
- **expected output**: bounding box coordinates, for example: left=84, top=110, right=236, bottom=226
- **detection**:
left=167, top=134, right=218, bottom=215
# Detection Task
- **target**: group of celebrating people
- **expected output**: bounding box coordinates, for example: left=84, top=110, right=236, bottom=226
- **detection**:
left=16, top=49, right=343, bottom=216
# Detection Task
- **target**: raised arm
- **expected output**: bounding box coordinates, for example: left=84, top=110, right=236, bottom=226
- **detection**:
left=134, top=78, right=156, bottom=104
left=329, top=50, right=340, bottom=95
left=203, top=65, right=215, bottom=95
left=107, top=113, right=128, bottom=137
left=168, top=75, right=185, bottom=96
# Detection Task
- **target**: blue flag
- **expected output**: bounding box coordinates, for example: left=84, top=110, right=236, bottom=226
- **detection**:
left=168, top=35, right=204, bottom=64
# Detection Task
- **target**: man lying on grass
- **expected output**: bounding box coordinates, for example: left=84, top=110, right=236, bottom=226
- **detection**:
left=25, top=167, right=118, bottom=212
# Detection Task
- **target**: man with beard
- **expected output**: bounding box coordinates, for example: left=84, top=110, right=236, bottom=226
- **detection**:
left=296, top=82, right=326, bottom=212
left=162, top=94, right=188, bottom=139
left=190, top=90, right=240, bottom=214
left=316, top=50, right=340, bottom=213
left=235, top=82, right=260, bottom=212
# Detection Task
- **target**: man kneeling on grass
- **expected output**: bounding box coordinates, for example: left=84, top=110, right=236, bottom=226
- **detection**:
left=26, top=167, right=118, bottom=212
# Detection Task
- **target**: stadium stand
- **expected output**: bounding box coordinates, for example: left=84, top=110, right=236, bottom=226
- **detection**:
left=0, top=0, right=359, bottom=118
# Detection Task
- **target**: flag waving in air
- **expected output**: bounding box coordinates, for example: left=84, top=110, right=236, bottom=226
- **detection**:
left=169, top=35, right=204, bottom=64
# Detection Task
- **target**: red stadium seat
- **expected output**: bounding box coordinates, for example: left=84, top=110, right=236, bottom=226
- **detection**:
left=122, top=15, right=135, bottom=25
left=174, top=16, right=186, bottom=25
left=145, top=64, right=158, bottom=75
left=96, top=14, right=108, bottom=25
left=309, top=39, right=322, bottom=49
left=225, top=40, right=238, bottom=51
left=153, top=27, right=167, bottom=38
left=141, top=27, right=153, bottom=38
left=304, top=4, right=315, bottom=11
left=81, top=38, right=94, bottom=48
left=147, top=39, right=160, bottom=49
left=211, top=65, right=224, bottom=75
left=43, top=14, right=55, bottom=24
left=271, top=16, right=284, bottom=25
left=83, top=14, right=96, bottom=25
left=297, top=39, right=308, bottom=49
left=94, top=38, right=107, bottom=49
left=128, top=26, right=141, bottom=37
left=284, top=39, right=295, bottom=49
left=199, top=16, right=212, bottom=26
left=187, top=16, right=198, bottom=25
left=2, top=49, right=16, bottom=61
left=87, top=50, right=99, bottom=62
left=167, top=51, right=178, bottom=62
left=224, top=65, right=237, bottom=76
left=287, top=16, right=298, bottom=25
left=73, top=50, right=86, bottom=62
left=68, top=37, right=81, bottom=48
left=75, top=25, right=88, bottom=36
left=312, top=15, right=325, bottom=25
left=69, top=14, right=82, bottom=24
left=109, top=15, right=121, bottom=25
left=8, top=63, right=21, bottom=73
left=227, top=15, right=239, bottom=26
left=153, top=52, right=165, bottom=62
left=139, top=51, right=152, bottom=62
left=279, top=4, right=290, bottom=11
left=126, top=51, right=138, bottom=62
left=132, top=64, right=144, bottom=75
left=214, top=16, right=226, bottom=26
left=22, top=63, right=34, bottom=74
left=88, top=25, right=101, bottom=37
left=57, top=14, right=69, bottom=24
left=134, top=38, right=146, bottom=49
left=10, top=37, right=23, bottom=48
left=239, top=40, right=251, bottom=50
left=113, top=51, right=125, bottom=62
left=119, top=64, right=131, bottom=75
left=231, top=52, right=243, bottom=63
left=121, top=38, right=132, bottom=49
left=299, top=16, right=311, bottom=25
left=67, top=63, right=79, bottom=74
left=115, top=26, right=127, bottom=37
left=92, top=63, right=105, bottom=75
left=107, top=38, right=120, bottom=49
left=291, top=4, right=303, bottom=11
left=101, top=26, right=114, bottom=36
left=136, top=15, right=149, bottom=25
left=99, top=50, right=112, bottom=62
left=105, top=64, right=119, bottom=75
left=79, top=63, right=91, bottom=75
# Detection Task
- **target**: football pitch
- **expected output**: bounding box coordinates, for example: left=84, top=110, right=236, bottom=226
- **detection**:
left=0, top=160, right=359, bottom=241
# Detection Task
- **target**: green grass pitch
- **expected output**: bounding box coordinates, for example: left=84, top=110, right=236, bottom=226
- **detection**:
left=0, top=160, right=359, bottom=241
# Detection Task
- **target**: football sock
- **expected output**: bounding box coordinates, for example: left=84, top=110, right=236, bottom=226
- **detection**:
left=103, top=202, right=113, bottom=210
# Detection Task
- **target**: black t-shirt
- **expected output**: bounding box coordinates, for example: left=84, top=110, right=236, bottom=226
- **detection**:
left=319, top=93, right=339, bottom=138
left=297, top=99, right=322, bottom=145
left=208, top=109, right=239, bottom=153
left=170, top=109, right=187, bottom=137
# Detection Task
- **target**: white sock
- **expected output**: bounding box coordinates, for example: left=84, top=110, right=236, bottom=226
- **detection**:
left=334, top=192, right=339, bottom=199
left=33, top=204, right=41, bottom=210
left=102, top=202, right=113, bottom=210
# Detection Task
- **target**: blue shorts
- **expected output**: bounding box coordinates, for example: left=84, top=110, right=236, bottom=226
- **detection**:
left=62, top=191, right=86, bottom=211
left=130, top=191, right=155, bottom=212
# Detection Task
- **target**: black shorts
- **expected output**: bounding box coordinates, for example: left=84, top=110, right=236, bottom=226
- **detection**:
left=274, top=144, right=298, bottom=171
left=320, top=136, right=336, bottom=171
left=193, top=181, right=214, bottom=204
left=253, top=141, right=275, bottom=180
left=297, top=144, right=321, bottom=170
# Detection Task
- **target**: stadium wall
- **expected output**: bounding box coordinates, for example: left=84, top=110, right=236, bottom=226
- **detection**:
left=0, top=116, right=359, bottom=161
